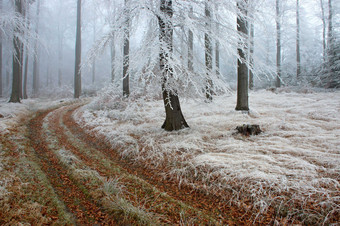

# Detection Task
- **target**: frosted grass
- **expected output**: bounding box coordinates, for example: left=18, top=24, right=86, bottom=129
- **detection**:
left=76, top=88, right=340, bottom=223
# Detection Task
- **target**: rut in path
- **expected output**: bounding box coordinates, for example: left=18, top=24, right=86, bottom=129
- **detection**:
left=28, top=110, right=116, bottom=225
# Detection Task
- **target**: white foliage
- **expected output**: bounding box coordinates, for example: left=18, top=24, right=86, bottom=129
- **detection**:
left=76, top=88, right=340, bottom=222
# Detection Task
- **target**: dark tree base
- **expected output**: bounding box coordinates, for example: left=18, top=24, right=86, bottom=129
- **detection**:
left=235, top=124, right=262, bottom=136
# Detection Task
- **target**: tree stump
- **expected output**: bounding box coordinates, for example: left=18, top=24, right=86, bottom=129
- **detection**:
left=235, top=124, right=262, bottom=136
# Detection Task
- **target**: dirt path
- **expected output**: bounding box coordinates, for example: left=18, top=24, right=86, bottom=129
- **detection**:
left=2, top=101, right=264, bottom=225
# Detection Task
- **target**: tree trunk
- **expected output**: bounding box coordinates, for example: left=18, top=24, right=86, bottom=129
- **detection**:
left=0, top=0, right=2, bottom=98
left=123, top=0, right=130, bottom=97
left=92, top=22, right=96, bottom=84
left=23, top=4, right=30, bottom=99
left=188, top=6, right=193, bottom=72
left=32, top=0, right=40, bottom=96
left=205, top=1, right=213, bottom=101
left=276, top=0, right=281, bottom=87
left=23, top=48, right=28, bottom=99
left=215, top=4, right=220, bottom=76
left=296, top=0, right=301, bottom=78
left=249, top=19, right=254, bottom=90
left=235, top=0, right=249, bottom=111
left=9, top=0, right=23, bottom=103
left=74, top=0, right=82, bottom=98
left=58, top=24, right=63, bottom=87
left=320, top=0, right=326, bottom=63
left=159, top=0, right=189, bottom=131
left=110, top=39, right=115, bottom=83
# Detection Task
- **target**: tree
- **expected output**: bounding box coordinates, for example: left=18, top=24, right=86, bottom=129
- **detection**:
left=9, top=0, right=24, bottom=103
left=205, top=1, right=213, bottom=101
left=320, top=0, right=327, bottom=63
left=276, top=0, right=281, bottom=87
left=92, top=21, right=96, bottom=84
left=296, top=0, right=301, bottom=78
left=159, top=0, right=189, bottom=131
left=123, top=0, right=129, bottom=97
left=32, top=0, right=40, bottom=96
left=23, top=11, right=30, bottom=99
left=248, top=3, right=255, bottom=90
left=235, top=0, right=249, bottom=111
left=74, top=0, right=82, bottom=98
left=215, top=4, right=220, bottom=77
left=0, top=0, right=2, bottom=97
left=188, top=6, right=193, bottom=72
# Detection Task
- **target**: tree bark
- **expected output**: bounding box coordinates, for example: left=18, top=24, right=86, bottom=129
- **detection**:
left=110, top=39, right=115, bottom=83
left=188, top=6, right=193, bottom=72
left=74, top=0, right=82, bottom=98
left=9, top=0, right=23, bottom=103
left=123, top=0, right=130, bottom=97
left=296, top=0, right=301, bottom=78
left=205, top=1, right=213, bottom=101
left=92, top=22, right=96, bottom=84
left=58, top=23, right=63, bottom=87
left=235, top=0, right=249, bottom=111
left=159, top=0, right=189, bottom=131
left=32, top=0, right=40, bottom=96
left=276, top=0, right=281, bottom=87
left=215, top=4, right=220, bottom=77
left=0, top=0, right=2, bottom=98
left=249, top=19, right=254, bottom=90
left=23, top=48, right=28, bottom=99
left=320, top=0, right=326, bottom=63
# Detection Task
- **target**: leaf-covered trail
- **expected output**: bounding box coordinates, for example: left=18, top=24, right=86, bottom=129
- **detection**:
left=2, top=101, right=268, bottom=224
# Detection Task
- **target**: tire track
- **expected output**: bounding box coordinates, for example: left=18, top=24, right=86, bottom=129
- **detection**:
left=28, top=110, right=116, bottom=225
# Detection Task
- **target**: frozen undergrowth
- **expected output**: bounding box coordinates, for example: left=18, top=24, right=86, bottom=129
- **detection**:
left=75, top=88, right=340, bottom=223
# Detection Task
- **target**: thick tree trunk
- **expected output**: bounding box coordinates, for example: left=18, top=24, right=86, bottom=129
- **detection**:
left=159, top=0, right=189, bottom=131
left=296, top=0, right=301, bottom=78
left=235, top=0, right=249, bottom=111
left=188, top=6, right=193, bottom=72
left=32, top=0, right=40, bottom=96
left=320, top=0, right=326, bottom=63
left=276, top=0, right=281, bottom=88
left=205, top=2, right=213, bottom=101
left=74, top=0, right=82, bottom=98
left=123, top=0, right=129, bottom=97
left=9, top=0, right=23, bottom=103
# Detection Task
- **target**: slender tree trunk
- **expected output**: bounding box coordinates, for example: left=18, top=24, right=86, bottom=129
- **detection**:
left=123, top=0, right=129, bottom=97
left=276, top=0, right=281, bottom=87
left=58, top=24, right=63, bottom=87
left=74, top=0, right=82, bottom=98
left=188, top=7, right=193, bottom=72
left=110, top=39, right=115, bottom=83
left=296, top=0, right=301, bottom=78
left=32, top=0, right=40, bottom=96
left=92, top=22, right=96, bottom=84
left=23, top=48, right=28, bottom=99
left=235, top=0, right=249, bottom=111
left=9, top=0, right=23, bottom=103
left=0, top=0, right=2, bottom=98
left=23, top=4, right=30, bottom=99
left=249, top=18, right=255, bottom=90
left=320, top=0, right=326, bottom=63
left=205, top=1, right=213, bottom=101
left=215, top=4, right=220, bottom=76
left=159, top=0, right=189, bottom=131
left=327, top=0, right=334, bottom=79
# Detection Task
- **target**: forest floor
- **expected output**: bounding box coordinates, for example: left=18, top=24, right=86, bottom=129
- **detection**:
left=0, top=88, right=339, bottom=225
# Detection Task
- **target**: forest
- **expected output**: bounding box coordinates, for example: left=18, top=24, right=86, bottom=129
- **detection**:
left=0, top=0, right=339, bottom=225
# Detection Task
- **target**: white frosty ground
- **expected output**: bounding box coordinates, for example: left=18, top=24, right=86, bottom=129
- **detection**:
left=76, top=88, right=340, bottom=222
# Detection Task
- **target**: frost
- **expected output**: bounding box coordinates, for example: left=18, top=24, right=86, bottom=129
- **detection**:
left=76, top=89, right=340, bottom=221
